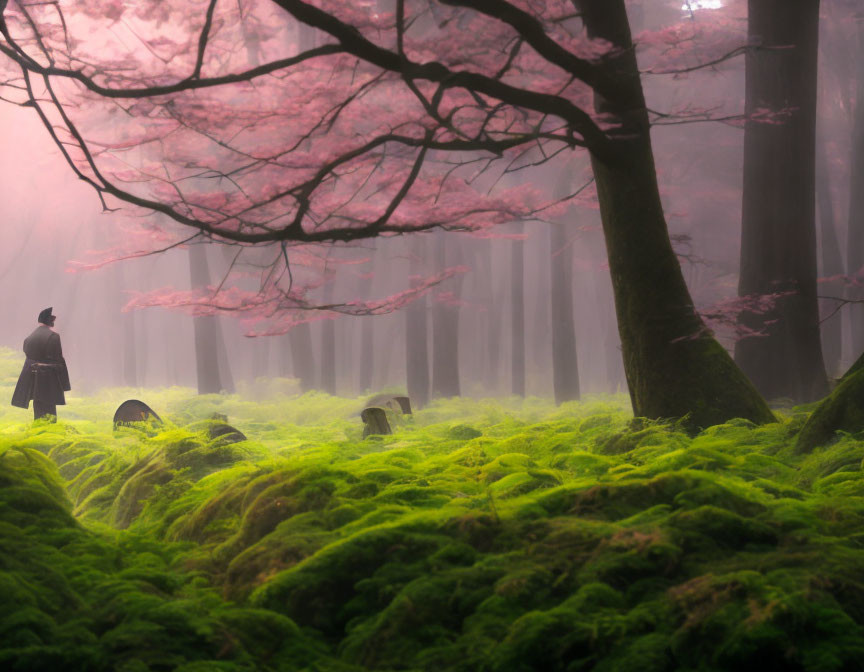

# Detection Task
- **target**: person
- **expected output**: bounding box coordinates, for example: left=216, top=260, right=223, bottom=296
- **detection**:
left=11, top=307, right=71, bottom=421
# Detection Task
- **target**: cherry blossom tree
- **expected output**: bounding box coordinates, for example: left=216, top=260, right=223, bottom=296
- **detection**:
left=0, top=0, right=776, bottom=428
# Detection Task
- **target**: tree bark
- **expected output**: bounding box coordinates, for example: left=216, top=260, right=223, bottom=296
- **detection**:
left=405, top=237, right=430, bottom=408
left=431, top=232, right=462, bottom=399
left=847, top=38, right=864, bottom=365
left=577, top=0, right=774, bottom=429
left=734, top=0, right=827, bottom=402
left=549, top=222, right=580, bottom=404
left=511, top=222, right=526, bottom=396
left=815, top=141, right=844, bottom=379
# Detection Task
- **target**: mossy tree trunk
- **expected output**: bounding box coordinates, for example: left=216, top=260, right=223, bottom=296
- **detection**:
left=577, top=0, right=775, bottom=429
left=735, top=0, right=827, bottom=402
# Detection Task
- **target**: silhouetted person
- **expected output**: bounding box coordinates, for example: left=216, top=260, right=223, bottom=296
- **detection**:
left=11, top=308, right=71, bottom=421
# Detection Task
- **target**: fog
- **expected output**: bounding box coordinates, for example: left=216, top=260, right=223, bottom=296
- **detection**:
left=0, top=0, right=856, bottom=405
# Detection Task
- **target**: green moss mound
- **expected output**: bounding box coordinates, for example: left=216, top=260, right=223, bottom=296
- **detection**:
left=0, top=349, right=863, bottom=669
left=797, top=368, right=864, bottom=453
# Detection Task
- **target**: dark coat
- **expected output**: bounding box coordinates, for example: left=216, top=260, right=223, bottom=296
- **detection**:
left=11, top=326, right=71, bottom=408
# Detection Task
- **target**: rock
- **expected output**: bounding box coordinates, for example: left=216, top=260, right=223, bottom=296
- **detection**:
left=391, top=396, right=412, bottom=414
left=113, top=400, right=163, bottom=429
left=361, top=407, right=392, bottom=438
left=207, top=422, right=247, bottom=445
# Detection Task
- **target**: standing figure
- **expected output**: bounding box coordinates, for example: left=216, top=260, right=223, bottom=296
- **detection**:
left=11, top=308, right=71, bottom=421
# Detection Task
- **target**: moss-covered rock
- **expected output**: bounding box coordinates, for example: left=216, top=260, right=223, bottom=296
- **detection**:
left=797, top=368, right=864, bottom=452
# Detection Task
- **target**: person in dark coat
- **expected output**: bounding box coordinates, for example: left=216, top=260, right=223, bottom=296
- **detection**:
left=11, top=308, right=71, bottom=421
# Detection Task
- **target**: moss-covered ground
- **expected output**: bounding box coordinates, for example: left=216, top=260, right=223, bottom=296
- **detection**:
left=1, top=349, right=864, bottom=670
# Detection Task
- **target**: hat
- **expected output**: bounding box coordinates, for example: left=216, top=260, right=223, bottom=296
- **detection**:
left=38, top=307, right=54, bottom=324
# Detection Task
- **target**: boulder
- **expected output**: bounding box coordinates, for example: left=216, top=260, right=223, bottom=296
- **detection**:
left=361, top=407, right=392, bottom=438
left=113, top=400, right=163, bottom=429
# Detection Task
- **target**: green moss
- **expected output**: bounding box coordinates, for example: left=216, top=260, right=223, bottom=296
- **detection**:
left=0, top=348, right=863, bottom=670
left=797, top=368, right=864, bottom=452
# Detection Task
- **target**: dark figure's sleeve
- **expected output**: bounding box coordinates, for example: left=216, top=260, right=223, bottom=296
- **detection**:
left=48, top=334, right=71, bottom=391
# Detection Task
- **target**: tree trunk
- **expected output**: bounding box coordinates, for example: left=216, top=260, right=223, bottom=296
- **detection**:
left=734, top=0, right=827, bottom=403
left=511, top=222, right=526, bottom=396
left=816, top=141, right=844, bottom=379
left=358, top=252, right=376, bottom=393
left=479, top=238, right=501, bottom=393
left=431, top=232, right=462, bottom=398
left=847, top=39, right=864, bottom=366
left=115, top=262, right=138, bottom=387
left=289, top=323, right=316, bottom=391
left=189, top=244, right=224, bottom=394
left=320, top=279, right=336, bottom=394
left=550, top=222, right=580, bottom=404
left=405, top=237, right=430, bottom=408
left=577, top=0, right=774, bottom=429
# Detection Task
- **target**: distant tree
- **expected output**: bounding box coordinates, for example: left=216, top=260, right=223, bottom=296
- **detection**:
left=0, top=0, right=773, bottom=426
left=405, top=237, right=430, bottom=408
left=188, top=243, right=233, bottom=394
left=431, top=233, right=462, bottom=399
left=549, top=221, right=580, bottom=405
left=510, top=222, right=525, bottom=397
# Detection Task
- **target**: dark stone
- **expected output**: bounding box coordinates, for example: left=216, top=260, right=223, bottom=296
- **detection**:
left=392, top=396, right=412, bottom=414
left=207, top=422, right=246, bottom=445
left=361, top=407, right=392, bottom=438
left=113, top=400, right=163, bottom=429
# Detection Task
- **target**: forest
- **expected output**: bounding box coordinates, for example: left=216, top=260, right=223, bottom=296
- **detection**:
left=0, top=0, right=863, bottom=669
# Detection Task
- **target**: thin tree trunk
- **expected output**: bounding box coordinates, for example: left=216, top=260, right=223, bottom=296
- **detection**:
left=189, top=244, right=224, bottom=394
left=114, top=262, right=138, bottom=387
left=735, top=0, right=827, bottom=402
left=577, top=0, right=774, bottom=429
left=289, top=323, right=316, bottom=391
left=550, top=222, right=580, bottom=403
left=480, top=239, right=501, bottom=393
left=358, top=251, right=376, bottom=393
left=431, top=232, right=462, bottom=398
left=511, top=222, right=526, bottom=396
left=320, top=278, right=337, bottom=394
left=406, top=237, right=430, bottom=407
left=816, top=142, right=844, bottom=379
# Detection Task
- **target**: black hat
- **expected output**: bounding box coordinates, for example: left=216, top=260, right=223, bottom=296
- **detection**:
left=38, top=307, right=54, bottom=324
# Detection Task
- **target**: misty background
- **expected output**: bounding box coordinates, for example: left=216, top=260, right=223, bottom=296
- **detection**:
left=0, top=1, right=855, bottom=400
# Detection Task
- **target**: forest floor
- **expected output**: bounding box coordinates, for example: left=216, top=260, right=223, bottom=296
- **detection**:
left=1, top=348, right=863, bottom=671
